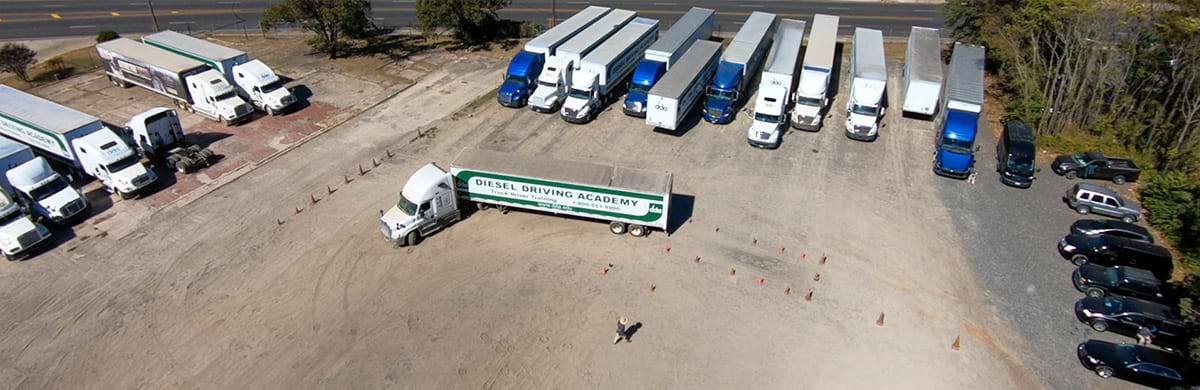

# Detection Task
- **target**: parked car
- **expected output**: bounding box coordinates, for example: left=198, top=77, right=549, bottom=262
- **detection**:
left=1077, top=340, right=1198, bottom=388
left=1053, top=151, right=1141, bottom=184
left=1075, top=296, right=1194, bottom=351
left=1064, top=183, right=1141, bottom=223
left=1073, top=264, right=1176, bottom=304
left=1059, top=233, right=1173, bottom=279
left=996, top=120, right=1037, bottom=188
left=1071, top=219, right=1154, bottom=244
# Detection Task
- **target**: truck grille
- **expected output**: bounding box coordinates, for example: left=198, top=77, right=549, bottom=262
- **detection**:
left=133, top=174, right=152, bottom=187
left=706, top=108, right=722, bottom=118
left=379, top=221, right=391, bottom=239
left=63, top=199, right=84, bottom=216
left=17, top=230, right=42, bottom=247
left=235, top=104, right=252, bottom=116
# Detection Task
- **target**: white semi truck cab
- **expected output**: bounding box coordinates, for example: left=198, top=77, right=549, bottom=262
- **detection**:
left=232, top=60, right=296, bottom=115
left=749, top=91, right=788, bottom=147
left=187, top=71, right=252, bottom=125
left=75, top=129, right=157, bottom=198
left=529, top=58, right=572, bottom=113
left=0, top=191, right=51, bottom=260
left=379, top=164, right=462, bottom=245
left=6, top=157, right=88, bottom=224
left=844, top=28, right=888, bottom=142
left=561, top=71, right=603, bottom=123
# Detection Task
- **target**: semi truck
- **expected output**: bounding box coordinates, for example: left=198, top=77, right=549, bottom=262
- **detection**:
left=703, top=11, right=777, bottom=124
left=0, top=140, right=51, bottom=260
left=380, top=148, right=672, bottom=246
left=646, top=41, right=722, bottom=131
left=124, top=108, right=215, bottom=174
left=790, top=14, right=839, bottom=131
left=934, top=43, right=986, bottom=179
left=902, top=27, right=943, bottom=117
left=622, top=7, right=714, bottom=117
left=561, top=18, right=659, bottom=124
left=3, top=156, right=88, bottom=225
left=96, top=38, right=253, bottom=125
left=748, top=19, right=806, bottom=149
left=529, top=9, right=637, bottom=113
left=498, top=6, right=611, bottom=108
left=143, top=30, right=298, bottom=115
left=0, top=85, right=157, bottom=199
left=844, top=28, right=888, bottom=142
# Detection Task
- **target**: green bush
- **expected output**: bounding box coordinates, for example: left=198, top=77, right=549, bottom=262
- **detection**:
left=96, top=30, right=119, bottom=43
left=1142, top=171, right=1197, bottom=244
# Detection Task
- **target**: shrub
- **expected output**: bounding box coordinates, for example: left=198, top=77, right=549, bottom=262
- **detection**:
left=96, top=30, right=120, bottom=43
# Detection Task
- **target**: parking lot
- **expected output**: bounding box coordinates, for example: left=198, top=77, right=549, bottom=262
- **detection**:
left=0, top=38, right=1148, bottom=389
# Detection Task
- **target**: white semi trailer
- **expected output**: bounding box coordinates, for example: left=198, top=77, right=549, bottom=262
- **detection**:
left=845, top=28, right=888, bottom=141
left=747, top=19, right=805, bottom=149
left=529, top=9, right=637, bottom=113
left=645, top=40, right=722, bottom=131
left=902, top=27, right=944, bottom=117
left=0, top=85, right=157, bottom=199
left=381, top=148, right=672, bottom=246
left=561, top=17, right=659, bottom=124
left=97, top=38, right=253, bottom=125
left=143, top=30, right=298, bottom=115
left=791, top=14, right=839, bottom=131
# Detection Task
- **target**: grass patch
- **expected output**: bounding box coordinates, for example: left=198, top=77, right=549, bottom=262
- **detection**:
left=1039, top=131, right=1157, bottom=181
left=1, top=46, right=103, bottom=90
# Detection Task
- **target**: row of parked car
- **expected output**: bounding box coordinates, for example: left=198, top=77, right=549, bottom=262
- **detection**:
left=1054, top=187, right=1198, bottom=386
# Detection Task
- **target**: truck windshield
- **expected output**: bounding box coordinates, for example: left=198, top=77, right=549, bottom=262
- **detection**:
left=216, top=91, right=237, bottom=101
left=260, top=79, right=285, bottom=93
left=568, top=87, right=590, bottom=100
left=940, top=137, right=973, bottom=155
left=107, top=154, right=141, bottom=173
left=628, top=82, right=650, bottom=96
left=850, top=103, right=879, bottom=117
left=29, top=177, right=70, bottom=201
left=754, top=112, right=781, bottom=124
left=1007, top=154, right=1035, bottom=175
left=397, top=194, right=419, bottom=216
left=1073, top=153, right=1094, bottom=165
left=0, top=208, right=22, bottom=226
left=504, top=75, right=527, bottom=87
left=795, top=96, right=822, bottom=107
left=707, top=87, right=736, bottom=101
left=538, top=80, right=557, bottom=89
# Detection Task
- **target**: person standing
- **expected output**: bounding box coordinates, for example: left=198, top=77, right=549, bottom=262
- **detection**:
left=1136, top=326, right=1153, bottom=346
left=613, top=317, right=629, bottom=344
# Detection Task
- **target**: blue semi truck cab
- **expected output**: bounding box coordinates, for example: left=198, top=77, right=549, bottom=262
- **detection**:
left=702, top=12, right=776, bottom=124
left=623, top=60, right=666, bottom=117
left=934, top=109, right=979, bottom=178
left=497, top=52, right=545, bottom=108
left=703, top=64, right=745, bottom=123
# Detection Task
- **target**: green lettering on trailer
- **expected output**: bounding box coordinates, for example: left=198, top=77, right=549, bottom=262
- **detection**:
left=456, top=170, right=666, bottom=224
left=0, top=111, right=69, bottom=155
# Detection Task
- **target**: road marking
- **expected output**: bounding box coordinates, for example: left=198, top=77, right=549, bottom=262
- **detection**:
left=168, top=21, right=193, bottom=25
left=170, top=10, right=179, bottom=14
left=111, top=12, right=121, bottom=16
left=829, top=7, right=852, bottom=10
left=68, top=24, right=96, bottom=29
left=739, top=4, right=763, bottom=7
left=915, top=9, right=938, bottom=13
left=50, top=13, right=61, bottom=19
left=42, top=4, right=65, bottom=7
left=653, top=2, right=678, bottom=5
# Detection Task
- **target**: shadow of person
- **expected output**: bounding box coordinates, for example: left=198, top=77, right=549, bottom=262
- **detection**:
left=624, top=322, right=643, bottom=342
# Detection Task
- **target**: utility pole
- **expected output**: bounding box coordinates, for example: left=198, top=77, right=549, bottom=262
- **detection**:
left=147, top=0, right=161, bottom=32
left=551, top=0, right=557, bottom=28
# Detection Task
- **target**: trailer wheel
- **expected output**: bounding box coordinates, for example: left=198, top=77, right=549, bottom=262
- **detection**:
left=405, top=231, right=421, bottom=246
left=609, top=222, right=627, bottom=235
left=177, top=158, right=194, bottom=173
left=629, top=224, right=647, bottom=237
left=476, top=202, right=490, bottom=211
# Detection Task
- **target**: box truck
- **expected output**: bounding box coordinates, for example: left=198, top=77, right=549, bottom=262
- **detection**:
left=0, top=139, right=51, bottom=260
left=380, top=148, right=672, bottom=246
left=0, top=85, right=157, bottom=199
left=561, top=18, right=659, bottom=124
left=748, top=19, right=805, bottom=149
left=704, top=11, right=777, bottom=124
left=498, top=6, right=611, bottom=108
left=845, top=28, right=888, bottom=141
left=623, top=7, right=714, bottom=117
left=791, top=14, right=839, bottom=131
left=934, top=43, right=987, bottom=179
left=97, top=38, right=253, bottom=125
left=529, top=9, right=637, bottom=113
left=123, top=108, right=215, bottom=173
left=646, top=41, right=722, bottom=131
left=143, top=30, right=298, bottom=115
left=902, top=27, right=943, bottom=117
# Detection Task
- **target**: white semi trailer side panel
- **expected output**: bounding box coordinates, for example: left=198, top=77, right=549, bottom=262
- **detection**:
left=902, top=27, right=944, bottom=116
left=646, top=40, right=722, bottom=130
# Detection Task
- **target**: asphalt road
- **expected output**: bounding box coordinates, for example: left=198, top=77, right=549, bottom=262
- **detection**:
left=0, top=0, right=942, bottom=40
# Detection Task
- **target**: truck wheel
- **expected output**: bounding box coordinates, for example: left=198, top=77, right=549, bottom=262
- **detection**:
left=1075, top=205, right=1090, bottom=215
left=266, top=107, right=276, bottom=116
left=1071, top=254, right=1089, bottom=266
left=1085, top=288, right=1106, bottom=298
left=197, top=149, right=215, bottom=162
left=117, top=190, right=130, bottom=200
left=177, top=158, right=194, bottom=173
left=405, top=231, right=421, bottom=246
left=476, top=202, right=490, bottom=211
left=4, top=253, right=13, bottom=262
left=1113, top=175, right=1126, bottom=185
left=1094, top=366, right=1114, bottom=379
left=1065, top=170, right=1078, bottom=180
left=609, top=222, right=627, bottom=235
left=1122, top=215, right=1137, bottom=224
left=629, top=224, right=646, bottom=237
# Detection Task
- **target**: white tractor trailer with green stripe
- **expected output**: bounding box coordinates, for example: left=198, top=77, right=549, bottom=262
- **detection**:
left=381, top=148, right=672, bottom=246
left=142, top=30, right=297, bottom=115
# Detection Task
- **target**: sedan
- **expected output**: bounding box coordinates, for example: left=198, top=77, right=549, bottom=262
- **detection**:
left=1077, top=340, right=1198, bottom=388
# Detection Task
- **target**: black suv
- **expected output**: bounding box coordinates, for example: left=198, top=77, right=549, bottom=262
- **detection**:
left=996, top=120, right=1037, bottom=188
left=1059, top=233, right=1173, bottom=280
left=1071, top=219, right=1154, bottom=243
left=1073, top=264, right=1176, bottom=304
left=1078, top=340, right=1198, bottom=388
left=1075, top=296, right=1194, bottom=351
